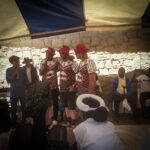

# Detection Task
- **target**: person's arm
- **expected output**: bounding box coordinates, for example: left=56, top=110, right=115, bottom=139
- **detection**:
left=67, top=127, right=76, bottom=147
left=23, top=68, right=29, bottom=85
left=33, top=66, right=39, bottom=81
left=87, top=59, right=96, bottom=94
left=6, top=68, right=18, bottom=83
left=88, top=73, right=96, bottom=94
left=68, top=61, right=78, bottom=92
left=112, top=78, right=120, bottom=96
left=126, top=78, right=132, bottom=97
left=39, top=59, right=47, bottom=76
left=132, top=69, right=145, bottom=82
left=96, top=80, right=103, bottom=93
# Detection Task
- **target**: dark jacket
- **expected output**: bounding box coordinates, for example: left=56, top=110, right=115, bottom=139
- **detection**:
left=112, top=77, right=132, bottom=97
left=6, top=67, right=28, bottom=98
left=23, top=65, right=39, bottom=84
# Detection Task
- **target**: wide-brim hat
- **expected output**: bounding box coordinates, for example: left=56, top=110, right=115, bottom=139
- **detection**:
left=76, top=94, right=105, bottom=112
left=22, top=57, right=32, bottom=64
left=9, top=55, right=20, bottom=64
left=59, top=45, right=70, bottom=55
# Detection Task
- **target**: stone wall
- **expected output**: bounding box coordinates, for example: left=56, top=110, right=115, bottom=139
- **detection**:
left=0, top=27, right=150, bottom=102
left=0, top=46, right=150, bottom=89
left=0, top=28, right=150, bottom=52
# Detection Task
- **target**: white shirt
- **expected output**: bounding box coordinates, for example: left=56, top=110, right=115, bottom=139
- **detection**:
left=136, top=75, right=150, bottom=93
left=26, top=67, right=32, bottom=83
left=73, top=118, right=124, bottom=150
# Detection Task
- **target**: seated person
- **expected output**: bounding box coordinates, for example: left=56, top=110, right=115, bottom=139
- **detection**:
left=135, top=68, right=150, bottom=116
left=112, top=67, right=138, bottom=121
left=69, top=94, right=124, bottom=150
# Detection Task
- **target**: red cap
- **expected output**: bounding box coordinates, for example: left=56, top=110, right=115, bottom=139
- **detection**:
left=74, top=43, right=88, bottom=53
left=45, top=47, right=55, bottom=55
left=59, top=45, right=70, bottom=55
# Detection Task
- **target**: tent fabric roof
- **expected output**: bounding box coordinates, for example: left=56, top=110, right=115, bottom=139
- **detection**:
left=0, top=0, right=149, bottom=41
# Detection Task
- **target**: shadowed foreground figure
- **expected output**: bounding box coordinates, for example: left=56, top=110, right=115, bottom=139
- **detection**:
left=69, top=94, right=124, bottom=150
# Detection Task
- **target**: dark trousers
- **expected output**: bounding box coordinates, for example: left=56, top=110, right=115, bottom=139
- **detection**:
left=140, top=92, right=150, bottom=115
left=10, top=97, right=26, bottom=123
left=51, top=89, right=59, bottom=120
left=113, top=93, right=138, bottom=120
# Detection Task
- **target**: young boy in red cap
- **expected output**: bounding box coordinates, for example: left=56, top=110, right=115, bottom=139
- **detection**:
left=74, top=43, right=97, bottom=96
left=58, top=45, right=78, bottom=126
left=40, top=47, right=59, bottom=123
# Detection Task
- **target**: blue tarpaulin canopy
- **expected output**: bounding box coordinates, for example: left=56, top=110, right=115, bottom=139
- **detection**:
left=0, top=0, right=149, bottom=40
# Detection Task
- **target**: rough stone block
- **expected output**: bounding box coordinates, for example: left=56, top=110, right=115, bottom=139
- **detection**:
left=71, top=39, right=81, bottom=47
left=99, top=69, right=109, bottom=75
left=112, top=61, right=120, bottom=69
left=100, top=39, right=108, bottom=47
left=64, top=39, right=71, bottom=46
left=32, top=39, right=45, bottom=48
left=105, top=60, right=112, bottom=69
left=126, top=30, right=137, bottom=39
left=123, top=59, right=133, bottom=67
left=82, top=37, right=91, bottom=44
left=22, top=51, right=32, bottom=58
left=109, top=69, right=118, bottom=75
left=97, top=61, right=104, bottom=69
left=52, top=39, right=63, bottom=48
left=70, top=32, right=80, bottom=40
left=91, top=37, right=100, bottom=46
left=44, top=39, right=52, bottom=47
left=16, top=51, right=23, bottom=58
left=32, top=49, right=40, bottom=56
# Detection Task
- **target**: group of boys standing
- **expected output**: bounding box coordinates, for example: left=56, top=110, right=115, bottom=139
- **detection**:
left=6, top=43, right=97, bottom=126
left=40, top=44, right=97, bottom=126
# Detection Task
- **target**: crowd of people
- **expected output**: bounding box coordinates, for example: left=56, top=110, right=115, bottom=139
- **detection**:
left=0, top=43, right=150, bottom=150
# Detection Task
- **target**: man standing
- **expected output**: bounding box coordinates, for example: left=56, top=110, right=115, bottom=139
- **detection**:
left=6, top=55, right=27, bottom=125
left=59, top=45, right=78, bottom=126
left=40, top=47, right=59, bottom=123
left=22, top=57, right=39, bottom=84
left=74, top=43, right=97, bottom=96
left=112, top=67, right=138, bottom=122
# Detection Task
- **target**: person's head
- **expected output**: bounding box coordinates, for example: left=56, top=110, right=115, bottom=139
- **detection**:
left=9, top=55, right=20, bottom=67
left=76, top=94, right=108, bottom=122
left=22, top=57, right=32, bottom=67
left=118, top=67, right=125, bottom=78
left=59, top=45, right=70, bottom=60
left=0, top=100, right=11, bottom=133
left=74, top=43, right=88, bottom=60
left=45, top=47, right=55, bottom=61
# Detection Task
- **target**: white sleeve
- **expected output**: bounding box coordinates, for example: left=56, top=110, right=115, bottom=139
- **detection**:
left=40, top=59, right=45, bottom=71
left=73, top=123, right=86, bottom=149
left=87, top=59, right=96, bottom=74
left=136, top=75, right=142, bottom=81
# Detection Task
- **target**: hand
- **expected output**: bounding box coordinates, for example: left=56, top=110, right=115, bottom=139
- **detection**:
left=13, top=67, right=19, bottom=77
left=68, top=86, right=74, bottom=92
left=99, top=87, right=103, bottom=93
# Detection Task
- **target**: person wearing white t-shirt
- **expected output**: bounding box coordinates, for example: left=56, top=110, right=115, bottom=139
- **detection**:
left=136, top=68, right=150, bottom=116
left=67, top=94, right=124, bottom=150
